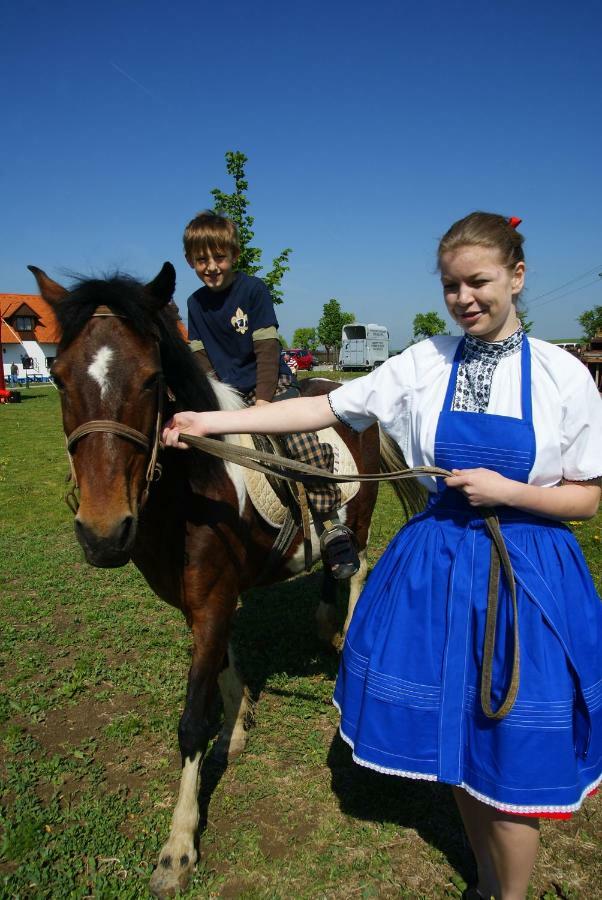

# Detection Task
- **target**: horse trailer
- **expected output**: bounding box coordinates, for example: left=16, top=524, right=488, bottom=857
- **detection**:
left=338, top=323, right=389, bottom=371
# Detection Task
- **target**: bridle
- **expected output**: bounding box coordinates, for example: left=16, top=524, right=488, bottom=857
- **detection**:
left=63, top=306, right=164, bottom=514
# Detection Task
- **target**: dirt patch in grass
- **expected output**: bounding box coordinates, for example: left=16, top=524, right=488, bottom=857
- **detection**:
left=26, top=694, right=139, bottom=753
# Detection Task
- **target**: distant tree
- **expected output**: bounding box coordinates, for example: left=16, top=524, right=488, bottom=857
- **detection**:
left=210, top=150, right=292, bottom=304
left=292, top=327, right=318, bottom=351
left=517, top=309, right=533, bottom=334
left=317, top=299, right=355, bottom=362
left=412, top=311, right=448, bottom=340
left=278, top=333, right=289, bottom=349
left=578, top=305, right=602, bottom=341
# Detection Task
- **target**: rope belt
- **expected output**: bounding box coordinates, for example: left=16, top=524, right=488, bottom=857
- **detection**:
left=179, top=432, right=519, bottom=721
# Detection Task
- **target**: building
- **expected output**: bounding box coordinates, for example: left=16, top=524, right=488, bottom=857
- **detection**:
left=1, top=293, right=61, bottom=383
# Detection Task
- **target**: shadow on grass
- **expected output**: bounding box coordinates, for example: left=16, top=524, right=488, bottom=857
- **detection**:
left=327, top=731, right=475, bottom=886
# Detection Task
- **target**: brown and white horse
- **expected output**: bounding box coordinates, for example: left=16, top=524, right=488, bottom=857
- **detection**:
left=30, top=262, right=421, bottom=897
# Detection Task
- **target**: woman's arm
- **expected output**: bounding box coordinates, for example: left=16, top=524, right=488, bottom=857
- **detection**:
left=445, top=469, right=601, bottom=520
left=162, top=394, right=337, bottom=449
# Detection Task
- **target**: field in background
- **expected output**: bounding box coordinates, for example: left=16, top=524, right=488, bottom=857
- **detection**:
left=0, top=386, right=600, bottom=898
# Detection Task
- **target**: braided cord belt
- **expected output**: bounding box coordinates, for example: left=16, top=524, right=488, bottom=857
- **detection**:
left=179, top=432, right=519, bottom=720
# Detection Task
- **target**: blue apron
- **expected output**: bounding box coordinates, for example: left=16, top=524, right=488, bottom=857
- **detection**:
left=334, top=336, right=602, bottom=812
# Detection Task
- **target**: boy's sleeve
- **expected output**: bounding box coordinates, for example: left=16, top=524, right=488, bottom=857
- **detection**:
left=250, top=280, right=281, bottom=402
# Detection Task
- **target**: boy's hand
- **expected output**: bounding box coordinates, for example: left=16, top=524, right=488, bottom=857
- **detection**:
left=162, top=412, right=207, bottom=449
left=444, top=468, right=518, bottom=507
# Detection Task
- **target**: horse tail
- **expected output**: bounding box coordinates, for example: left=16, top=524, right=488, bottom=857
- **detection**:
left=378, top=427, right=427, bottom=520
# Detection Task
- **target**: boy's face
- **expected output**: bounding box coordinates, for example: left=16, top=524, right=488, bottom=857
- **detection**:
left=187, top=246, right=239, bottom=292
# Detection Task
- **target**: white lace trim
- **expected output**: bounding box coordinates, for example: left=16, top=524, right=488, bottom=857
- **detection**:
left=334, top=700, right=602, bottom=813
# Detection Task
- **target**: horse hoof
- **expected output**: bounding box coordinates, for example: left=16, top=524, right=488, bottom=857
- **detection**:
left=149, top=849, right=196, bottom=898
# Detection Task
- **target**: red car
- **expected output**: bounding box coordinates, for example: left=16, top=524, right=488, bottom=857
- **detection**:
left=283, top=348, right=314, bottom=371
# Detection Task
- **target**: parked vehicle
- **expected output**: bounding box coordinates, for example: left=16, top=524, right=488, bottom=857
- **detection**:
left=282, top=348, right=314, bottom=371
left=338, top=323, right=389, bottom=371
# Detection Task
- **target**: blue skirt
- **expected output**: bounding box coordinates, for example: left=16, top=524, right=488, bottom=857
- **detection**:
left=333, top=500, right=602, bottom=815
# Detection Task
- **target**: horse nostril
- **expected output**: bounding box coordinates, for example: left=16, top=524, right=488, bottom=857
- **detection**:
left=117, top=515, right=135, bottom=549
left=75, top=515, right=136, bottom=552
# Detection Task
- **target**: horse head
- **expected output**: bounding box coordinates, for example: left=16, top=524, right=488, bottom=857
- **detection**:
left=29, top=263, right=176, bottom=567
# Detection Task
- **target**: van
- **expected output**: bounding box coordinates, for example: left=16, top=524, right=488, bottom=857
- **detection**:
left=338, top=323, right=389, bottom=371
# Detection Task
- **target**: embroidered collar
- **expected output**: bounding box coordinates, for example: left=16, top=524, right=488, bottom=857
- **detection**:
left=463, top=327, right=523, bottom=360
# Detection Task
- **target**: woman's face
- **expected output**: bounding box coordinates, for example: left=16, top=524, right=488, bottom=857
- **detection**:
left=440, top=245, right=525, bottom=342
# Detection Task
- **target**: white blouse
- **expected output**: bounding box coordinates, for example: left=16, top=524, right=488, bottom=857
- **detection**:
left=329, top=336, right=602, bottom=492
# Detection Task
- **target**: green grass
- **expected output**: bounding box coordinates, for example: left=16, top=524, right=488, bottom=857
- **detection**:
left=0, top=387, right=600, bottom=898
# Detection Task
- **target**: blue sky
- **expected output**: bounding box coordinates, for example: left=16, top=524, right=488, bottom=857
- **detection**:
left=2, top=0, right=601, bottom=349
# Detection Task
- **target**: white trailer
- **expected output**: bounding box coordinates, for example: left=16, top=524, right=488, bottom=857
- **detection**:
left=338, top=323, right=389, bottom=371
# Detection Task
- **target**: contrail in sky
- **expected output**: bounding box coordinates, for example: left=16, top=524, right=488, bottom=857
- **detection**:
left=109, top=61, right=159, bottom=101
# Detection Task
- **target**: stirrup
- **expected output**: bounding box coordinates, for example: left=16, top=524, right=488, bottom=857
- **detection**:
left=319, top=524, right=360, bottom=580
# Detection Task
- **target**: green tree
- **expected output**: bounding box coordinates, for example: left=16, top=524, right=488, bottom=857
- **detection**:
left=292, top=327, right=318, bottom=351
left=517, top=308, right=533, bottom=334
left=210, top=150, right=293, bottom=304
left=578, top=305, right=602, bottom=341
left=412, top=311, right=448, bottom=340
left=317, top=299, right=355, bottom=362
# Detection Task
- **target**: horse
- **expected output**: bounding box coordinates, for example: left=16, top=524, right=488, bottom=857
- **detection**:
left=29, top=262, right=422, bottom=897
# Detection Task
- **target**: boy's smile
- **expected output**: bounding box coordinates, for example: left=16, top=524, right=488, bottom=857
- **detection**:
left=189, top=248, right=239, bottom=292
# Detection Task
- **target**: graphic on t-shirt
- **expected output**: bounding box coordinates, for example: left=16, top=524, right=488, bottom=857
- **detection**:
left=231, top=307, right=249, bottom=335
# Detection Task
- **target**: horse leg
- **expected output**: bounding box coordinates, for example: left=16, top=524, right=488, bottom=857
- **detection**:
left=214, top=640, right=254, bottom=761
left=342, top=546, right=368, bottom=639
left=150, top=612, right=229, bottom=898
left=315, top=566, right=340, bottom=648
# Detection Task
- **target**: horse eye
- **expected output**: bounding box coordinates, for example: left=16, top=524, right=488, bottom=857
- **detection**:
left=142, top=373, right=159, bottom=391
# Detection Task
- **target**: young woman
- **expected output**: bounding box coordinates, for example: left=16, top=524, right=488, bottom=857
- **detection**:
left=164, top=212, right=602, bottom=899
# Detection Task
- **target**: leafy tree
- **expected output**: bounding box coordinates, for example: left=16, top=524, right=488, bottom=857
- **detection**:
left=292, top=327, right=318, bottom=351
left=278, top=333, right=289, bottom=349
left=317, top=299, right=355, bottom=362
left=517, top=309, right=533, bottom=334
left=578, top=305, right=602, bottom=341
left=412, top=311, right=448, bottom=340
left=210, top=150, right=292, bottom=304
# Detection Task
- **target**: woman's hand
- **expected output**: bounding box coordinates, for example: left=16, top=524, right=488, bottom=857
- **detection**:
left=444, top=468, right=517, bottom=507
left=162, top=412, right=209, bottom=449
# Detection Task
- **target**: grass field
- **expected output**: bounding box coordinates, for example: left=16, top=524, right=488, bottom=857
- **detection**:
left=1, top=384, right=600, bottom=899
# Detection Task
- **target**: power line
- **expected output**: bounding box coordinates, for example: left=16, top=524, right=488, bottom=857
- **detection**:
left=526, top=264, right=602, bottom=307
left=528, top=278, right=601, bottom=313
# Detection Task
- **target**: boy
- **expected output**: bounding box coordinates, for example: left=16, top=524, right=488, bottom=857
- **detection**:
left=183, top=210, right=358, bottom=578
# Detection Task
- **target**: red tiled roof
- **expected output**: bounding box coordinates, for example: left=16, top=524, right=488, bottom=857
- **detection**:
left=0, top=293, right=61, bottom=344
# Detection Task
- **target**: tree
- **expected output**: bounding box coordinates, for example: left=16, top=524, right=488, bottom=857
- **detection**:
left=412, top=311, right=448, bottom=340
left=578, top=305, right=602, bottom=342
left=517, top=309, right=533, bottom=334
left=292, top=327, right=318, bottom=351
left=317, top=299, right=355, bottom=362
left=210, top=151, right=292, bottom=304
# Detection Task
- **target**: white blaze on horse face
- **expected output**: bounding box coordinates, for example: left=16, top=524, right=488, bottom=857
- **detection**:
left=88, top=346, right=114, bottom=399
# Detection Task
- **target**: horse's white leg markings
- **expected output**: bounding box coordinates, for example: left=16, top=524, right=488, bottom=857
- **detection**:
left=216, top=641, right=253, bottom=759
left=344, top=545, right=368, bottom=636
left=87, top=346, right=114, bottom=399
left=150, top=753, right=201, bottom=895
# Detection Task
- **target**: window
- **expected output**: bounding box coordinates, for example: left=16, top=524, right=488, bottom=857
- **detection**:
left=15, top=316, right=35, bottom=331
left=46, top=357, right=55, bottom=369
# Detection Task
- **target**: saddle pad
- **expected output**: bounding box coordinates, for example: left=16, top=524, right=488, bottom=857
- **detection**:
left=237, top=428, right=360, bottom=528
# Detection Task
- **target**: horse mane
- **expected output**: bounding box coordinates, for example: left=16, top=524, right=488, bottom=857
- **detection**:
left=54, top=273, right=224, bottom=414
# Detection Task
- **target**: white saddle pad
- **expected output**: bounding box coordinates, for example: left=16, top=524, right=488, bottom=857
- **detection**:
left=237, top=427, right=360, bottom=528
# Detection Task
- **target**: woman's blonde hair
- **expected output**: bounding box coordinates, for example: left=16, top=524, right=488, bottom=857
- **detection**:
left=437, top=211, right=525, bottom=270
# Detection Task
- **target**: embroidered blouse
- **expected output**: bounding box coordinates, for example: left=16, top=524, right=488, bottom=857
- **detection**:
left=328, top=335, right=602, bottom=492
left=453, top=328, right=523, bottom=413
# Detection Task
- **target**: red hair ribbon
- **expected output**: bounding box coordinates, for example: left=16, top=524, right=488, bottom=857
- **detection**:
left=508, top=216, right=522, bottom=229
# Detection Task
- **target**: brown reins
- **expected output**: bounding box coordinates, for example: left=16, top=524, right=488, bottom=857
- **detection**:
left=179, top=433, right=520, bottom=722
left=60, top=304, right=519, bottom=721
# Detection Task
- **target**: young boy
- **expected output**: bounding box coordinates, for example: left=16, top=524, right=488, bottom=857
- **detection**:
left=183, top=210, right=358, bottom=578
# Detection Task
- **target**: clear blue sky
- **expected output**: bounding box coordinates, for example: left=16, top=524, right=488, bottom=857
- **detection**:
left=2, top=0, right=601, bottom=349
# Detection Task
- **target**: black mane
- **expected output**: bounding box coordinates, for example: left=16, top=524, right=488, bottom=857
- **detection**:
left=55, top=274, right=221, bottom=414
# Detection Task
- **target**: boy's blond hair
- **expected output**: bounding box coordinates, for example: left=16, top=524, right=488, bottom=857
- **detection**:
left=183, top=210, right=240, bottom=260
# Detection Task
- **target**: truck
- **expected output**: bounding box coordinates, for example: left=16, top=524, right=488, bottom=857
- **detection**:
left=338, top=323, right=389, bottom=371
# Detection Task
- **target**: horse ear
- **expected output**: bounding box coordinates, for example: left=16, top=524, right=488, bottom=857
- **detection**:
left=27, top=265, right=69, bottom=306
left=145, top=262, right=176, bottom=309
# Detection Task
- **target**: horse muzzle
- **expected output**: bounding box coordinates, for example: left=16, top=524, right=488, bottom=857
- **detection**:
left=75, top=514, right=137, bottom=567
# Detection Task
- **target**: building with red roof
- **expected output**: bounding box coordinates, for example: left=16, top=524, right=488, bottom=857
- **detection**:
left=0, top=293, right=61, bottom=384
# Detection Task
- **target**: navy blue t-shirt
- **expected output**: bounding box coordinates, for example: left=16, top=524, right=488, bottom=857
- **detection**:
left=187, top=272, right=288, bottom=392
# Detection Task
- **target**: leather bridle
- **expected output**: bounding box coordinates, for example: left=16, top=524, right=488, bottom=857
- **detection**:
left=63, top=306, right=164, bottom=514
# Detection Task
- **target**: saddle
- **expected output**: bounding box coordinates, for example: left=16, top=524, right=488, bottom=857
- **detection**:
left=238, top=427, right=361, bottom=528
